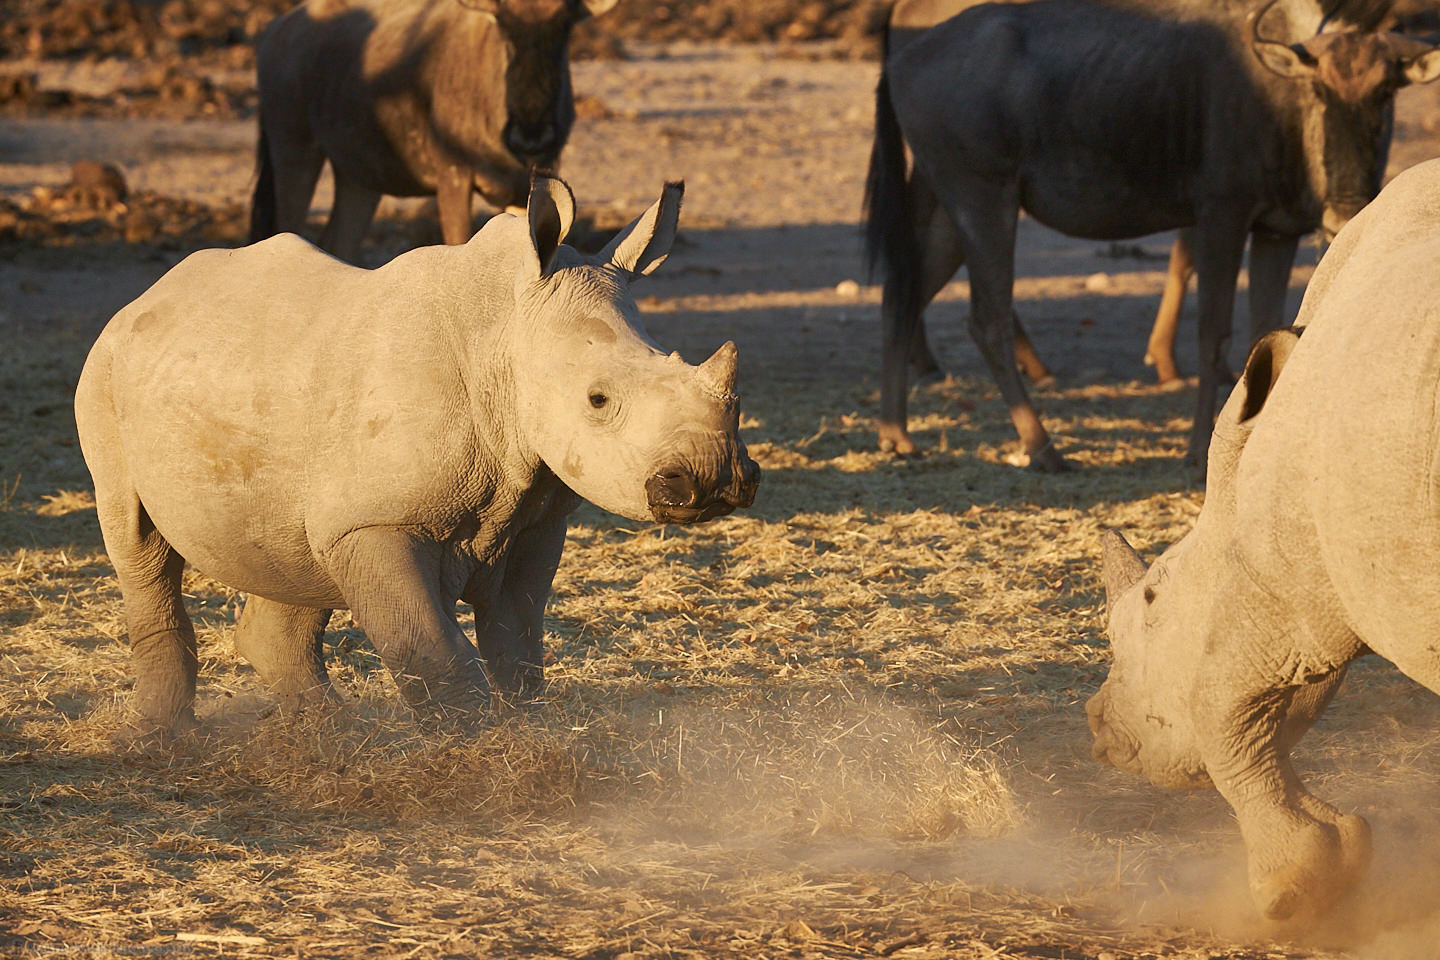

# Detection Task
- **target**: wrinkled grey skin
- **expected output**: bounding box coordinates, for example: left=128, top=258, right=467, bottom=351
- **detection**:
left=250, top=0, right=617, bottom=263
left=1088, top=159, right=1440, bottom=921
left=865, top=0, right=1440, bottom=472
left=76, top=178, right=759, bottom=734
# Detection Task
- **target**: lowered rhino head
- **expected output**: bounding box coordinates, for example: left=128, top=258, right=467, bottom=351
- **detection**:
left=1087, top=329, right=1305, bottom=791
left=505, top=177, right=759, bottom=523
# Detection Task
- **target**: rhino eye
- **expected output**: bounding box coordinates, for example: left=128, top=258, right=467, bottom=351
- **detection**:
left=588, top=390, right=608, bottom=409
left=1143, top=586, right=1156, bottom=604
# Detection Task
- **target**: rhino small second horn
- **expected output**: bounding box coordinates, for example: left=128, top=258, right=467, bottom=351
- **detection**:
left=696, top=341, right=739, bottom=400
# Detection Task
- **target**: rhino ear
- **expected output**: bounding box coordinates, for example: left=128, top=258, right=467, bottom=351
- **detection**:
left=600, top=181, right=683, bottom=280
left=1102, top=529, right=1147, bottom=619
left=1238, top=327, right=1301, bottom=424
left=526, top=177, right=576, bottom=278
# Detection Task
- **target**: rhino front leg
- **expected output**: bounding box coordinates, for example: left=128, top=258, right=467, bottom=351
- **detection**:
left=1194, top=667, right=1370, bottom=921
left=466, top=509, right=569, bottom=703
left=233, top=596, right=336, bottom=714
left=324, top=528, right=490, bottom=720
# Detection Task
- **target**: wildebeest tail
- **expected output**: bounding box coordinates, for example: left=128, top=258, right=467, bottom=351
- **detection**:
left=863, top=24, right=920, bottom=321
left=249, top=121, right=277, bottom=243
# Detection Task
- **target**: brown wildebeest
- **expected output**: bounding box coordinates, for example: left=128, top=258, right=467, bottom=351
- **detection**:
left=250, top=0, right=617, bottom=263
left=866, top=0, right=1440, bottom=472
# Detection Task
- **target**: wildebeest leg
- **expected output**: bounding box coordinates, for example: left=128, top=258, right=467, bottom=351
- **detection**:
left=1187, top=214, right=1249, bottom=474
left=232, top=597, right=336, bottom=714
left=323, top=528, right=490, bottom=721
left=943, top=177, right=1066, bottom=471
left=464, top=508, right=568, bottom=703
left=320, top=175, right=381, bottom=265
left=437, top=166, right=477, bottom=245
left=905, top=177, right=956, bottom=382
left=1246, top=230, right=1300, bottom=347
left=1146, top=229, right=1194, bottom=385
left=265, top=136, right=324, bottom=238
left=1193, top=655, right=1369, bottom=921
left=878, top=179, right=967, bottom=454
left=1012, top=313, right=1052, bottom=386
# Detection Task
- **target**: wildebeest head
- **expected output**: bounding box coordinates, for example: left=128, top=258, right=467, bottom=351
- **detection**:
left=461, top=0, right=619, bottom=167
left=1250, top=0, right=1440, bottom=238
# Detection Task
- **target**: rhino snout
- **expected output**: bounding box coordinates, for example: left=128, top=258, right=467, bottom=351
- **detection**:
left=1085, top=688, right=1139, bottom=771
left=645, top=455, right=760, bottom=524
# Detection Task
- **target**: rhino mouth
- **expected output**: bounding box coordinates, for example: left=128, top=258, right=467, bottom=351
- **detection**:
left=1085, top=688, right=1141, bottom=772
left=645, top=458, right=760, bottom=525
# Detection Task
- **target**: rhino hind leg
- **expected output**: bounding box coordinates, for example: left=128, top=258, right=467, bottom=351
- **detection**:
left=94, top=479, right=198, bottom=736
left=233, top=596, right=336, bottom=715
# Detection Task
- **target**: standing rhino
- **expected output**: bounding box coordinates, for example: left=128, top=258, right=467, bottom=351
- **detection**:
left=76, top=179, right=759, bottom=734
left=1088, top=159, right=1440, bottom=920
left=250, top=0, right=617, bottom=263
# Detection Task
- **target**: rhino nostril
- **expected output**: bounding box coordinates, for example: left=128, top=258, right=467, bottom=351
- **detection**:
left=645, top=468, right=698, bottom=508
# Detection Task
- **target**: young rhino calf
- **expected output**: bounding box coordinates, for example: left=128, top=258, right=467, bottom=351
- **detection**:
left=75, top=178, right=758, bottom=734
left=1086, top=159, right=1440, bottom=922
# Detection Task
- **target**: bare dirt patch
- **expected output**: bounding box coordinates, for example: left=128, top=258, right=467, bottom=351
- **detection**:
left=3, top=38, right=1440, bottom=960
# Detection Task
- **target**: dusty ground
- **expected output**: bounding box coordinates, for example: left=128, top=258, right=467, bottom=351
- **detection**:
left=5, top=38, right=1440, bottom=960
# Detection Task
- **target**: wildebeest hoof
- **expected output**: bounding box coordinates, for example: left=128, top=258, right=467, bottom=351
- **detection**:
left=1030, top=373, right=1059, bottom=390
left=912, top=367, right=948, bottom=388
left=1006, top=441, right=1069, bottom=471
left=877, top=425, right=918, bottom=457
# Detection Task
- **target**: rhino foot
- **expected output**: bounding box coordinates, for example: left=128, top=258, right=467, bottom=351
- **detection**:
left=1249, top=808, right=1372, bottom=921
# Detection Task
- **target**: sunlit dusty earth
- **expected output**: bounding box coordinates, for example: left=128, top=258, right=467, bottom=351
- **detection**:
left=4, top=42, right=1440, bottom=960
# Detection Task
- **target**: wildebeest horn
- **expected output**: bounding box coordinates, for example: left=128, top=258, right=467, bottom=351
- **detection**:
left=1102, top=530, right=1147, bottom=619
left=1249, top=0, right=1286, bottom=47
left=696, top=341, right=738, bottom=399
left=1384, top=32, right=1440, bottom=59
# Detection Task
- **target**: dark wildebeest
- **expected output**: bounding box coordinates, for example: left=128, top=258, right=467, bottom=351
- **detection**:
left=876, top=0, right=1413, bottom=388
left=866, top=0, right=1440, bottom=472
left=250, top=0, right=617, bottom=263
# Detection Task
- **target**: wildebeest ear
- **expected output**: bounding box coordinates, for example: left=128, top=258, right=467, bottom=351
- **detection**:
left=526, top=177, right=575, bottom=278
left=601, top=181, right=683, bottom=279
left=1237, top=327, right=1301, bottom=424
left=1251, top=40, right=1318, bottom=78
left=576, top=0, right=620, bottom=19
left=1101, top=530, right=1147, bottom=620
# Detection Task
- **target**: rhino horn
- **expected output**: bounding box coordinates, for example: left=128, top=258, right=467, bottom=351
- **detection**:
left=696, top=340, right=738, bottom=399
left=1102, top=529, right=1147, bottom=618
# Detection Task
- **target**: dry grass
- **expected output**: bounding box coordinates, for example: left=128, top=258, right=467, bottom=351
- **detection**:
left=6, top=299, right=1436, bottom=960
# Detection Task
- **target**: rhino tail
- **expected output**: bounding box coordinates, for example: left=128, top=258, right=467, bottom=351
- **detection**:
left=862, top=23, right=920, bottom=322
left=249, top=121, right=277, bottom=244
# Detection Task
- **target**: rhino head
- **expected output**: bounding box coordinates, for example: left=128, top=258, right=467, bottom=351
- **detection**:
left=1086, top=330, right=1306, bottom=790
left=503, top=177, right=759, bottom=523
